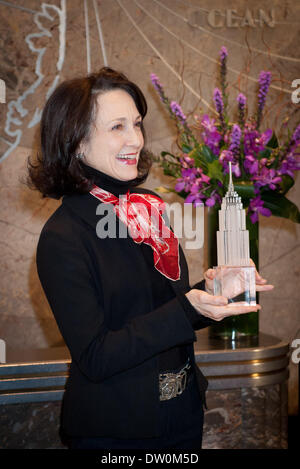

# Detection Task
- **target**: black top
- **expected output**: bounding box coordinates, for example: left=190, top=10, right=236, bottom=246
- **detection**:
left=82, top=164, right=200, bottom=371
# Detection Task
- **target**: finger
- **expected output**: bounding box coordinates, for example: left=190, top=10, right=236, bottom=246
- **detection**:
left=212, top=304, right=261, bottom=318
left=256, top=278, right=267, bottom=284
left=201, top=303, right=261, bottom=321
left=204, top=268, right=216, bottom=280
left=250, top=259, right=267, bottom=283
left=196, top=290, right=228, bottom=306
left=256, top=284, right=274, bottom=291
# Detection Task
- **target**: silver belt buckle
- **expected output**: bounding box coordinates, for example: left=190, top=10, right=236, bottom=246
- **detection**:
left=159, top=361, right=191, bottom=401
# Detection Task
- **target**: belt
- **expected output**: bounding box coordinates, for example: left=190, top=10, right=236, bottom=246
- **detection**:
left=159, top=360, right=192, bottom=401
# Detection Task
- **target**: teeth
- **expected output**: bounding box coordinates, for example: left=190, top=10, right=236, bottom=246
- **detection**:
left=117, top=154, right=136, bottom=159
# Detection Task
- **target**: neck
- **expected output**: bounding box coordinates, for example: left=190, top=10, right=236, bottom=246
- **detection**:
left=82, top=163, right=136, bottom=196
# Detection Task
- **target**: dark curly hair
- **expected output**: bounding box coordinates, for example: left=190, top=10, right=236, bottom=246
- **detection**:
left=27, top=67, right=151, bottom=199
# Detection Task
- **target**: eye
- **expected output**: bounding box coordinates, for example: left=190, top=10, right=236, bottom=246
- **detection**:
left=112, top=123, right=123, bottom=131
left=135, top=120, right=142, bottom=128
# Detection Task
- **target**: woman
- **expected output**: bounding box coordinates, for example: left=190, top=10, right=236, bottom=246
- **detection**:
left=28, top=67, right=272, bottom=449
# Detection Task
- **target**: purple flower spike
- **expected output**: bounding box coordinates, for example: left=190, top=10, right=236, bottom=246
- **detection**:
left=213, top=88, right=224, bottom=114
left=213, top=88, right=225, bottom=129
left=170, top=100, right=186, bottom=124
left=219, top=46, right=228, bottom=62
left=229, top=124, right=242, bottom=157
left=248, top=196, right=272, bottom=223
left=257, top=71, right=271, bottom=128
left=237, top=93, right=247, bottom=126
left=237, top=93, right=246, bottom=108
left=150, top=73, right=163, bottom=93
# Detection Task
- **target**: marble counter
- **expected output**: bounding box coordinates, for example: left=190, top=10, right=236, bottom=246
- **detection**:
left=0, top=331, right=289, bottom=449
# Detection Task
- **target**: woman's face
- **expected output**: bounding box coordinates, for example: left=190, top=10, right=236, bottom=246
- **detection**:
left=81, top=89, right=144, bottom=181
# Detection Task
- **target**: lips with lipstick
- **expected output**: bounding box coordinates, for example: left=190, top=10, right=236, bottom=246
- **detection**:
left=116, top=152, right=138, bottom=165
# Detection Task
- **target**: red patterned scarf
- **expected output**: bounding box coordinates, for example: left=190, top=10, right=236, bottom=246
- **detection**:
left=90, top=185, right=180, bottom=281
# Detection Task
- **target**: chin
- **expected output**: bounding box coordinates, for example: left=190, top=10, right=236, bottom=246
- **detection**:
left=115, top=163, right=139, bottom=181
left=119, top=169, right=138, bottom=181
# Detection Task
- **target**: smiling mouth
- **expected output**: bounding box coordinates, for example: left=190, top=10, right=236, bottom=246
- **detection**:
left=116, top=153, right=138, bottom=165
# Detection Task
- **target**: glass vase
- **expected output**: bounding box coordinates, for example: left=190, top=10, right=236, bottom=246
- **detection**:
left=204, top=206, right=259, bottom=341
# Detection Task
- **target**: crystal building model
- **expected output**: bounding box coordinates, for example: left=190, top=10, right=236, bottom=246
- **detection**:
left=216, top=162, right=250, bottom=266
left=214, top=162, right=256, bottom=305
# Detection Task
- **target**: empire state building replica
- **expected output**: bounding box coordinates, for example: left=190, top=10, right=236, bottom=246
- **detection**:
left=213, top=163, right=256, bottom=305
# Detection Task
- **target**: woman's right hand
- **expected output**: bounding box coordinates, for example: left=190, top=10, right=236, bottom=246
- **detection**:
left=185, top=289, right=261, bottom=322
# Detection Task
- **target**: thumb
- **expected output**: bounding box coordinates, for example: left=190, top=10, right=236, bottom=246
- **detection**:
left=204, top=268, right=216, bottom=280
left=199, top=290, right=228, bottom=306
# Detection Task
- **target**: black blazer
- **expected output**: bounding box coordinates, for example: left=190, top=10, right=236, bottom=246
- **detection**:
left=36, top=187, right=215, bottom=439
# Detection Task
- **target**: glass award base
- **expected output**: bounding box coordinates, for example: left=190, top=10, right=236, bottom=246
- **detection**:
left=213, top=265, right=256, bottom=306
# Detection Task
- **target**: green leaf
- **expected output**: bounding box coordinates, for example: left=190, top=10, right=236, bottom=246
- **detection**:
left=279, top=175, right=294, bottom=195
left=206, top=160, right=223, bottom=180
left=161, top=164, right=181, bottom=178
left=234, top=182, right=255, bottom=201
left=266, top=132, right=279, bottom=149
left=161, top=151, right=178, bottom=160
left=181, top=143, right=193, bottom=154
left=261, top=191, right=300, bottom=223
left=258, top=148, right=271, bottom=159
left=154, top=186, right=175, bottom=194
left=188, top=148, right=208, bottom=171
left=201, top=144, right=216, bottom=162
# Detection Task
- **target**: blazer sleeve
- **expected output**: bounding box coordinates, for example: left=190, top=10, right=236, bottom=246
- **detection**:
left=36, top=228, right=197, bottom=384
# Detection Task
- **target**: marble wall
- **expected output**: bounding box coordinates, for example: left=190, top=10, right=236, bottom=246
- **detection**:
left=0, top=0, right=299, bottom=414
left=0, top=383, right=288, bottom=449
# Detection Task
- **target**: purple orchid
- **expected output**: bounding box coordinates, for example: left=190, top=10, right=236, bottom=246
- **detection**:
left=175, top=167, right=197, bottom=192
left=197, top=168, right=211, bottom=184
left=287, top=124, right=300, bottom=153
left=253, top=167, right=282, bottom=190
left=248, top=196, right=272, bottom=223
left=219, top=149, right=241, bottom=177
left=205, top=190, right=222, bottom=207
left=244, top=155, right=259, bottom=175
left=278, top=153, right=300, bottom=177
left=244, top=124, right=272, bottom=155
left=200, top=114, right=222, bottom=155
left=185, top=181, right=206, bottom=206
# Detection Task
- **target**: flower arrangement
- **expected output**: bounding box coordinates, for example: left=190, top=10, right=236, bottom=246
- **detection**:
left=150, top=46, right=300, bottom=225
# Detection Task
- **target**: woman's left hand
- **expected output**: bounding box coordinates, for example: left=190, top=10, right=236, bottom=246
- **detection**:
left=204, top=259, right=274, bottom=296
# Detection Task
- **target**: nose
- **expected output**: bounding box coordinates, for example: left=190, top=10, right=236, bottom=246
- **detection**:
left=126, top=124, right=143, bottom=148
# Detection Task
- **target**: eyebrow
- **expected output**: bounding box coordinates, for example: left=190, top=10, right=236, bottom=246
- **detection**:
left=108, top=115, right=142, bottom=123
